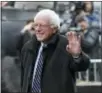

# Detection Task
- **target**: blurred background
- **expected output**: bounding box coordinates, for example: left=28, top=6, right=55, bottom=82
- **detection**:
left=1, top=1, right=102, bottom=93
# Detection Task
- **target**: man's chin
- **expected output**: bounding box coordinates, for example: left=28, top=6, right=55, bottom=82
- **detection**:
left=36, top=37, right=45, bottom=42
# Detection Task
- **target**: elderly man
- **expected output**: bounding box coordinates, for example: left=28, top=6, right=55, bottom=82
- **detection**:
left=21, top=9, right=90, bottom=93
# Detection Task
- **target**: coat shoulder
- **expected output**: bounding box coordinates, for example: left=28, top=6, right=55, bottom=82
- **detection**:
left=58, top=35, right=68, bottom=48
left=21, top=36, right=37, bottom=52
left=59, top=34, right=67, bottom=43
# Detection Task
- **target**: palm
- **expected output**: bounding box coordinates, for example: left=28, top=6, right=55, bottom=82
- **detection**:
left=66, top=31, right=81, bottom=56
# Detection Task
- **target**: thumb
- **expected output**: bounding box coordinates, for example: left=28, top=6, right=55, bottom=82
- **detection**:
left=66, top=45, right=71, bottom=51
left=78, top=35, right=81, bottom=43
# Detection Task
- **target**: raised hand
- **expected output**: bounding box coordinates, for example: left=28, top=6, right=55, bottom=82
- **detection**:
left=66, top=31, right=81, bottom=57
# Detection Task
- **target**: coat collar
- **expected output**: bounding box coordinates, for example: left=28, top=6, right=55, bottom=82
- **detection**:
left=27, top=33, right=60, bottom=52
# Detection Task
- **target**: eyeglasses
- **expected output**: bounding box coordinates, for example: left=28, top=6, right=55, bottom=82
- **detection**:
left=33, top=24, right=51, bottom=29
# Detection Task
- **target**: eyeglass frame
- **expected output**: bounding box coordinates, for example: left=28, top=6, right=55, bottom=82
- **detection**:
left=33, top=23, right=53, bottom=29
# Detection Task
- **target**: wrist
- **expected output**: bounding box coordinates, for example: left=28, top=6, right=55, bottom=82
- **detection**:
left=72, top=55, right=80, bottom=58
left=72, top=52, right=82, bottom=59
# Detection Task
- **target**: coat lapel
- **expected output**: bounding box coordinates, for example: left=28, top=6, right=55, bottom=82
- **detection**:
left=23, top=36, right=40, bottom=92
left=47, top=35, right=69, bottom=70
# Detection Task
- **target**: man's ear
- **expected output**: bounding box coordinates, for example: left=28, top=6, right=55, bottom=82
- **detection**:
left=53, top=27, right=58, bottom=33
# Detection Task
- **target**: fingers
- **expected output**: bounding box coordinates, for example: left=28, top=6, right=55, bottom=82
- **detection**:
left=66, top=45, right=71, bottom=52
left=77, top=35, right=81, bottom=43
left=72, top=31, right=77, bottom=41
left=66, top=31, right=81, bottom=55
left=67, top=31, right=77, bottom=42
left=66, top=32, right=71, bottom=41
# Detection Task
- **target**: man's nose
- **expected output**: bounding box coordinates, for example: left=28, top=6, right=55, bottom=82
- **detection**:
left=35, top=25, right=41, bottom=31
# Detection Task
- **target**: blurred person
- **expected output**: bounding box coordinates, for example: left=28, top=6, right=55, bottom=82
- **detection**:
left=70, top=2, right=85, bottom=27
left=76, top=16, right=99, bottom=58
left=82, top=1, right=94, bottom=16
left=75, top=15, right=99, bottom=81
left=0, top=1, right=8, bottom=7
left=56, top=3, right=72, bottom=35
left=56, top=3, right=65, bottom=15
left=71, top=1, right=99, bottom=28
left=20, top=19, right=34, bottom=35
left=16, top=19, right=34, bottom=54
left=82, top=1, right=99, bottom=27
left=0, top=1, right=15, bottom=8
left=21, top=9, right=90, bottom=93
left=1, top=56, right=21, bottom=92
left=55, top=3, right=66, bottom=26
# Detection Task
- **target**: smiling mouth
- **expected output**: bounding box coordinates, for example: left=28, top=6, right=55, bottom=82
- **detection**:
left=36, top=32, right=44, bottom=34
left=36, top=33, right=44, bottom=36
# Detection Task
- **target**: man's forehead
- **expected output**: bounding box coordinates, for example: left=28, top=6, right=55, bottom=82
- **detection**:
left=34, top=15, right=50, bottom=23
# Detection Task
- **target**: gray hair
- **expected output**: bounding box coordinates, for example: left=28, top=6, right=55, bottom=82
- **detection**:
left=34, top=9, right=60, bottom=30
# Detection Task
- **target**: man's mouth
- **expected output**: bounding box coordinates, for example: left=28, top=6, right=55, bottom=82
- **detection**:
left=36, top=33, right=44, bottom=36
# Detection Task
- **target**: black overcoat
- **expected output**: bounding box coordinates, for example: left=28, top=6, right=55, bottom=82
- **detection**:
left=21, top=34, right=90, bottom=93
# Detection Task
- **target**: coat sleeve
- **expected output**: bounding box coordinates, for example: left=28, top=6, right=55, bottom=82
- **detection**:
left=20, top=47, right=24, bottom=90
left=20, top=45, right=27, bottom=91
left=69, top=51, right=90, bottom=72
left=16, top=33, right=24, bottom=54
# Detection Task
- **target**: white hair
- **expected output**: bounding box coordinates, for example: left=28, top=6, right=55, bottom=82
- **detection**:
left=34, top=9, right=60, bottom=30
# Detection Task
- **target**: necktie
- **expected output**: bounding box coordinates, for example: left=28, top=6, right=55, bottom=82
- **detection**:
left=32, top=44, right=44, bottom=93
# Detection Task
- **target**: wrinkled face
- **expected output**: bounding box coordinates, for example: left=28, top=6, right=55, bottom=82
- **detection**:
left=34, top=16, right=56, bottom=42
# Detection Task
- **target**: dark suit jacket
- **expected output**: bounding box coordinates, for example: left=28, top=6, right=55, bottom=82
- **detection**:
left=21, top=33, right=90, bottom=93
